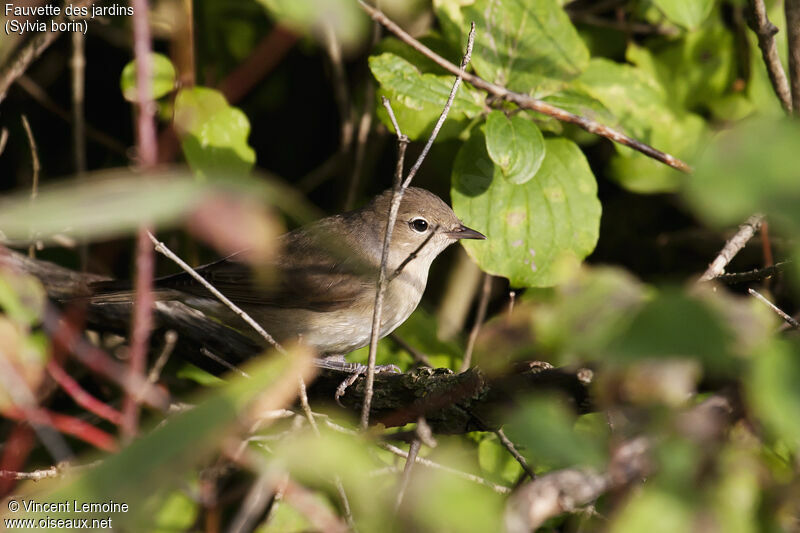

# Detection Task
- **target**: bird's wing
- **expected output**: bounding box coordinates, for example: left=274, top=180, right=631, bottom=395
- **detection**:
left=154, top=219, right=377, bottom=312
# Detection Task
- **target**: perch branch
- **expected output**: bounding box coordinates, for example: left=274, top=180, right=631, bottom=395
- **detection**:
left=358, top=1, right=691, bottom=173
left=748, top=288, right=800, bottom=329
left=713, top=260, right=790, bottom=284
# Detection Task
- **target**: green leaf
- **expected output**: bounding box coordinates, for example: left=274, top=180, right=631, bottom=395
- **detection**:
left=610, top=486, right=694, bottom=533
left=174, top=87, right=256, bottom=178
left=15, top=351, right=312, bottom=530
left=505, top=396, right=607, bottom=469
left=484, top=111, right=545, bottom=184
left=651, top=0, right=714, bottom=30
left=120, top=52, right=176, bottom=102
left=626, top=22, right=736, bottom=113
left=452, top=131, right=601, bottom=287
left=531, top=266, right=647, bottom=365
left=684, top=117, right=800, bottom=234
left=478, top=434, right=524, bottom=484
left=608, top=289, right=738, bottom=374
left=369, top=53, right=485, bottom=140
left=443, top=0, right=590, bottom=96
left=749, top=340, right=800, bottom=450
left=0, top=170, right=212, bottom=244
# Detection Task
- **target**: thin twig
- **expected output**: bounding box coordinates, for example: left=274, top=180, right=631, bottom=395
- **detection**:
left=147, top=232, right=285, bottom=353
left=360, top=24, right=477, bottom=431
left=147, top=330, right=178, bottom=384
left=698, top=214, right=765, bottom=282
left=748, top=288, right=800, bottom=329
left=226, top=469, right=275, bottom=533
left=713, top=261, right=790, bottom=284
left=71, top=30, right=89, bottom=269
left=785, top=0, right=800, bottom=114
left=123, top=0, right=159, bottom=441
left=748, top=0, right=793, bottom=113
left=324, top=419, right=512, bottom=494
left=390, top=333, right=433, bottom=367
left=358, top=1, right=691, bottom=173
left=322, top=21, right=353, bottom=153
left=20, top=115, right=40, bottom=258
left=0, top=127, right=8, bottom=157
left=395, top=439, right=421, bottom=511
left=460, top=273, right=491, bottom=372
left=495, top=428, right=535, bottom=480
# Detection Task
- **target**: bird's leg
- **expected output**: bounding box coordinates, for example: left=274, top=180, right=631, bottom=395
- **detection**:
left=315, top=355, right=400, bottom=406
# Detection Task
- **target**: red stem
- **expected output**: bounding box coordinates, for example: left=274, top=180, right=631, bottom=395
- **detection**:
left=2, top=407, right=118, bottom=452
left=47, top=360, right=124, bottom=426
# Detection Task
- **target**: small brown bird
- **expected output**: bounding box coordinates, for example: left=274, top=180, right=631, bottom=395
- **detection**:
left=88, top=187, right=485, bottom=367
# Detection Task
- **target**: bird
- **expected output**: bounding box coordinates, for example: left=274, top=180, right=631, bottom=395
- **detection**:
left=84, top=187, right=485, bottom=371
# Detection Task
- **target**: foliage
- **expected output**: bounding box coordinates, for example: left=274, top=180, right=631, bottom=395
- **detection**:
left=1, top=0, right=800, bottom=531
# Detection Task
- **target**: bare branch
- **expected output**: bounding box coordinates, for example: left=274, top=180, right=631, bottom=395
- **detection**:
left=358, top=1, right=691, bottom=173
left=395, top=439, right=421, bottom=511
left=786, top=0, right=800, bottom=114
left=748, top=0, right=793, bottom=113
left=713, top=260, right=790, bottom=284
left=698, top=214, right=765, bottom=282
left=361, top=24, right=477, bottom=430
left=748, top=288, right=800, bottom=329
left=495, top=428, right=535, bottom=480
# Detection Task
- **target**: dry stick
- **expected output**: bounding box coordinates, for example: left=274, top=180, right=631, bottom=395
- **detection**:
left=390, top=333, right=433, bottom=367
left=495, top=428, right=535, bottom=480
left=123, top=0, right=159, bottom=442
left=71, top=30, right=89, bottom=269
left=360, top=23, right=477, bottom=431
left=698, top=214, right=765, bottom=282
left=227, top=469, right=275, bottom=533
left=748, top=0, right=793, bottom=114
left=358, top=1, right=691, bottom=173
left=322, top=21, right=354, bottom=153
left=786, top=0, right=800, bottom=114
left=20, top=115, right=40, bottom=259
left=394, top=439, right=421, bottom=511
left=714, top=260, right=790, bottom=284
left=460, top=273, right=492, bottom=372
left=0, top=0, right=95, bottom=104
left=0, top=127, right=8, bottom=156
left=748, top=288, right=800, bottom=329
left=147, top=330, right=178, bottom=384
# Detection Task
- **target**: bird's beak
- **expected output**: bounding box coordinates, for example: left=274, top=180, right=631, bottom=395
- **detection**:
left=445, top=224, right=486, bottom=240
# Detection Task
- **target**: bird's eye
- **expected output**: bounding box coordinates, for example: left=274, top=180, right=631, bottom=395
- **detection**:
left=410, top=218, right=429, bottom=233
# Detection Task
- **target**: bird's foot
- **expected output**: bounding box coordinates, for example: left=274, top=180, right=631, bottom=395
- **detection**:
left=314, top=356, right=400, bottom=406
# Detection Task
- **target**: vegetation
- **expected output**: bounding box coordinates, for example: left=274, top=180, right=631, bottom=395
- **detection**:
left=1, top=0, right=800, bottom=531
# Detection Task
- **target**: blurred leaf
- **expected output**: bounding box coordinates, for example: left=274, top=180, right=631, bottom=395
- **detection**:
left=478, top=434, right=524, bottom=485
left=609, top=289, right=739, bottom=374
left=370, top=52, right=485, bottom=140
left=394, top=308, right=463, bottom=369
left=626, top=22, right=735, bottom=113
left=257, top=491, right=335, bottom=532
left=651, top=0, right=714, bottom=30
left=174, top=87, right=256, bottom=178
left=9, top=349, right=313, bottom=529
left=257, top=0, right=368, bottom=53
left=442, top=0, right=590, bottom=96
left=176, top=363, right=226, bottom=387
left=711, top=445, right=761, bottom=533
left=531, top=266, right=647, bottom=365
left=452, top=131, right=601, bottom=287
left=405, top=444, right=505, bottom=532
left=120, top=52, right=176, bottom=102
left=0, top=268, right=46, bottom=326
left=609, top=486, right=694, bottom=533
left=575, top=58, right=706, bottom=193
left=484, top=111, right=545, bottom=184
left=148, top=489, right=198, bottom=533
left=505, top=396, right=607, bottom=470
left=684, top=117, right=800, bottom=233
left=0, top=171, right=212, bottom=244
left=749, top=340, right=800, bottom=451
